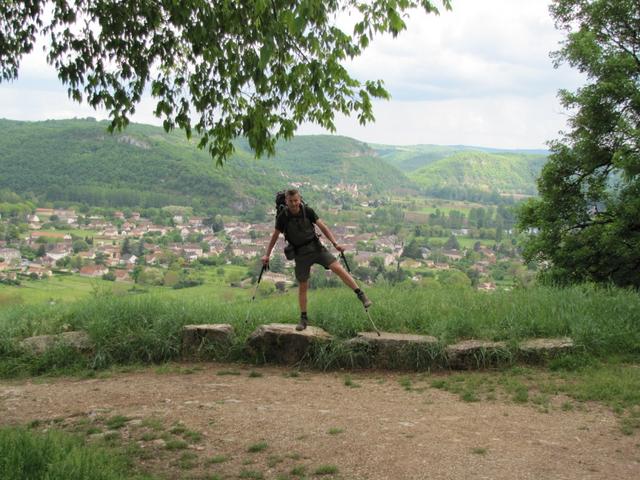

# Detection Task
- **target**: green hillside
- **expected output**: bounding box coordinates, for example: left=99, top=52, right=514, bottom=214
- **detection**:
left=403, top=150, right=547, bottom=195
left=371, top=143, right=548, bottom=175
left=0, top=119, right=412, bottom=214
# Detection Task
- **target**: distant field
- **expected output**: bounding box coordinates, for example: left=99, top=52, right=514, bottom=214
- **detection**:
left=428, top=236, right=496, bottom=249
left=0, top=265, right=251, bottom=307
left=36, top=228, right=100, bottom=238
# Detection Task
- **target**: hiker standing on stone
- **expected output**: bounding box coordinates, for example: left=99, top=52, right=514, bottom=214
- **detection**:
left=262, top=188, right=372, bottom=331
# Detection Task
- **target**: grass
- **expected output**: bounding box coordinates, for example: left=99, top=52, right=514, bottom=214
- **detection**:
left=327, top=428, right=344, bottom=435
left=343, top=374, right=360, bottom=388
left=207, top=455, right=229, bottom=464
left=314, top=465, right=339, bottom=475
left=0, top=426, right=156, bottom=479
left=1, top=283, right=639, bottom=384
left=247, top=441, right=268, bottom=453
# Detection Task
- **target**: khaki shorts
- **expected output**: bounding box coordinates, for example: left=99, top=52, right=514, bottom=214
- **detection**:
left=294, top=244, right=337, bottom=282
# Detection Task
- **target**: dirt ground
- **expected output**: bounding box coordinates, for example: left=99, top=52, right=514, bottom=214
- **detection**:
left=1, top=363, right=639, bottom=480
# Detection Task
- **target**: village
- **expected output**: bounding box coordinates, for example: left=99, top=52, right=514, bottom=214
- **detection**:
left=0, top=204, right=508, bottom=291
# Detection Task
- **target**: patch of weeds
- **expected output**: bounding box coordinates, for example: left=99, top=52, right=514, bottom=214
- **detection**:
left=141, top=417, right=164, bottom=430
left=170, top=423, right=187, bottom=435
left=430, top=379, right=447, bottom=389
left=460, top=390, right=480, bottom=402
left=239, top=469, right=264, bottom=479
left=327, top=428, right=344, bottom=435
left=561, top=401, right=574, bottom=411
left=471, top=447, right=487, bottom=455
left=399, top=377, right=412, bottom=391
left=247, top=441, right=268, bottom=453
left=243, top=458, right=255, bottom=465
left=314, top=464, right=339, bottom=475
left=184, top=430, right=203, bottom=443
left=287, top=452, right=302, bottom=460
left=165, top=439, right=188, bottom=450
left=295, top=435, right=308, bottom=441
left=176, top=451, right=198, bottom=470
left=206, top=475, right=224, bottom=480
left=248, top=370, right=263, bottom=378
left=105, top=415, right=130, bottom=430
left=27, top=419, right=42, bottom=429
left=267, top=454, right=284, bottom=467
left=85, top=426, right=102, bottom=436
left=290, top=465, right=306, bottom=476
left=207, top=454, right=229, bottom=464
left=102, top=431, right=120, bottom=444
left=139, top=431, right=158, bottom=441
left=344, top=375, right=360, bottom=388
left=217, top=369, right=242, bottom=376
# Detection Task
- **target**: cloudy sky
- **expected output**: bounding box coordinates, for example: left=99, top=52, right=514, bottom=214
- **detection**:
left=0, top=0, right=583, bottom=150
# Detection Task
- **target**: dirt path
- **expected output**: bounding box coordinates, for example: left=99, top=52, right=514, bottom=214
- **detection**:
left=1, top=363, right=638, bottom=480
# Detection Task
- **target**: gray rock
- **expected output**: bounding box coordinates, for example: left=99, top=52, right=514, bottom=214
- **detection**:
left=518, top=337, right=575, bottom=363
left=445, top=339, right=510, bottom=370
left=181, top=324, right=234, bottom=357
left=346, top=332, right=440, bottom=369
left=20, top=331, right=93, bottom=355
left=246, top=323, right=332, bottom=364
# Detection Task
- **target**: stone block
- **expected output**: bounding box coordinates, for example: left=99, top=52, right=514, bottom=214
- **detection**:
left=518, top=337, right=575, bottom=363
left=346, top=332, right=440, bottom=369
left=445, top=339, right=510, bottom=370
left=20, top=331, right=93, bottom=355
left=181, top=324, right=234, bottom=356
left=246, top=323, right=332, bottom=365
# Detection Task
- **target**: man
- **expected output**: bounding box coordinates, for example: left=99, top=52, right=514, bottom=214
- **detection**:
left=262, top=189, right=372, bottom=331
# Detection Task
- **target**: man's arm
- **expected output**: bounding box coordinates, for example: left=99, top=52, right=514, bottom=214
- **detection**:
left=262, top=229, right=281, bottom=265
left=315, top=219, right=345, bottom=252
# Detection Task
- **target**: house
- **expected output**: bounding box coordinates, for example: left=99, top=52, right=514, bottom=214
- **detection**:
left=442, top=249, right=464, bottom=261
left=113, top=269, right=131, bottom=282
left=0, top=248, right=21, bottom=262
left=263, top=272, right=294, bottom=286
left=35, top=208, right=55, bottom=219
left=79, top=265, right=109, bottom=277
left=477, top=282, right=496, bottom=292
left=120, top=254, right=138, bottom=266
left=26, top=265, right=52, bottom=278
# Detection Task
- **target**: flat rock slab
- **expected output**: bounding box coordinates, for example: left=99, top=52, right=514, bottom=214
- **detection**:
left=518, top=337, right=575, bottom=362
left=346, top=332, right=440, bottom=369
left=20, top=331, right=93, bottom=355
left=182, top=324, right=234, bottom=356
left=351, top=332, right=439, bottom=345
left=445, top=340, right=509, bottom=370
left=246, top=323, right=332, bottom=365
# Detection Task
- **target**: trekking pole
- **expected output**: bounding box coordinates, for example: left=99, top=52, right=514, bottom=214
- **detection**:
left=245, top=263, right=268, bottom=325
left=340, top=252, right=380, bottom=336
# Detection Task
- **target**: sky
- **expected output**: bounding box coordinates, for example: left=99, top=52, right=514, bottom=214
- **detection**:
left=0, top=0, right=584, bottom=150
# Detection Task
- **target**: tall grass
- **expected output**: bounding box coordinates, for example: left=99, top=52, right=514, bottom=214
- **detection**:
left=0, top=427, right=154, bottom=480
left=0, top=284, right=638, bottom=376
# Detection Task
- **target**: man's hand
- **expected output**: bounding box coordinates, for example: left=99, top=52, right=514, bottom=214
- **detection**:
left=333, top=243, right=345, bottom=253
left=261, top=255, right=270, bottom=266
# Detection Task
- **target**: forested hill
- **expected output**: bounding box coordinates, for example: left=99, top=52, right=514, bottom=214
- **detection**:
left=0, top=118, right=412, bottom=215
left=372, top=144, right=548, bottom=198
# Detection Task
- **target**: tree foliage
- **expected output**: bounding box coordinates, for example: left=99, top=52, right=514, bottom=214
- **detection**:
left=0, top=0, right=450, bottom=164
left=519, top=0, right=640, bottom=287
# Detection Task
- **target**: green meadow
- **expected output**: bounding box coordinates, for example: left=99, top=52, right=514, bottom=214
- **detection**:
left=0, top=265, right=250, bottom=306
left=1, top=282, right=639, bottom=376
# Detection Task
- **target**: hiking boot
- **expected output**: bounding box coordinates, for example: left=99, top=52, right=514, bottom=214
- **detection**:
left=295, top=318, right=308, bottom=331
left=356, top=290, right=373, bottom=309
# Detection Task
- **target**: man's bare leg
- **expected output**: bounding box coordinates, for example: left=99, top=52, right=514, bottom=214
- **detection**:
left=296, top=280, right=309, bottom=330
left=329, top=261, right=372, bottom=308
